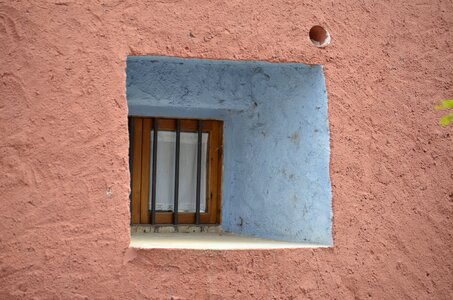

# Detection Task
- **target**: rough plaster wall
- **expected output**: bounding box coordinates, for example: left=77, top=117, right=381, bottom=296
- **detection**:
left=0, top=1, right=452, bottom=299
left=127, top=57, right=331, bottom=244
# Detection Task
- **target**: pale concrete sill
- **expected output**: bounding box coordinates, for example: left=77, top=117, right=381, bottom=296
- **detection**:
left=130, top=231, right=327, bottom=250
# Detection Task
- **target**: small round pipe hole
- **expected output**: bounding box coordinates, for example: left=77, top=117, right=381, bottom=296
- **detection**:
left=309, top=25, right=331, bottom=48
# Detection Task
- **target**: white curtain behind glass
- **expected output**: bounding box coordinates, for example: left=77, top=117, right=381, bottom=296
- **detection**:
left=150, top=131, right=208, bottom=212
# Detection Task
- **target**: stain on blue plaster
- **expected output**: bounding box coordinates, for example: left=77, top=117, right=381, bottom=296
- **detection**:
left=127, top=56, right=332, bottom=245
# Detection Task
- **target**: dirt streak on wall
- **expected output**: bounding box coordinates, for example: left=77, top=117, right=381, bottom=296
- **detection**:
left=0, top=1, right=452, bottom=299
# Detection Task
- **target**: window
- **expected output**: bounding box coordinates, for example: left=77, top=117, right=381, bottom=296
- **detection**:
left=129, top=117, right=223, bottom=225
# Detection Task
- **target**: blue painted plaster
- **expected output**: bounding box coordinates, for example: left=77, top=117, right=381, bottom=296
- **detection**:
left=127, top=56, right=332, bottom=245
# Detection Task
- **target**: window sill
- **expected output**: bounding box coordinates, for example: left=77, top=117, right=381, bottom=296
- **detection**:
left=130, top=232, right=328, bottom=250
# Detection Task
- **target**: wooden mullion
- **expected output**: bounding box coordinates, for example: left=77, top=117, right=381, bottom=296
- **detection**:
left=216, top=121, right=223, bottom=224
left=140, top=119, right=152, bottom=224
left=207, top=121, right=219, bottom=224
left=131, top=118, right=143, bottom=224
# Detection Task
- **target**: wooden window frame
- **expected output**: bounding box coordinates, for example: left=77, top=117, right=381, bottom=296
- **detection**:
left=130, top=117, right=223, bottom=225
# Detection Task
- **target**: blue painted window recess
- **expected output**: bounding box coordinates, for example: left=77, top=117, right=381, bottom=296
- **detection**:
left=127, top=56, right=332, bottom=245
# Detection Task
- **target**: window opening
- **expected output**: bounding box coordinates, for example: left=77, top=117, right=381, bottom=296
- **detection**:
left=130, top=117, right=223, bottom=225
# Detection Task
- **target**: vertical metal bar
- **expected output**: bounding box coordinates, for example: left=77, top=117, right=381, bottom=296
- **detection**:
left=151, top=118, right=158, bottom=224
left=195, top=120, right=203, bottom=225
left=173, top=120, right=181, bottom=225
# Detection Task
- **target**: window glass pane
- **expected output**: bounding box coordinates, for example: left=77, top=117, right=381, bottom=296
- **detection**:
left=150, top=130, right=208, bottom=212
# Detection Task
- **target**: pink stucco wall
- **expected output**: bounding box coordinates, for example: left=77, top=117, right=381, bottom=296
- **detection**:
left=1, top=1, right=452, bottom=299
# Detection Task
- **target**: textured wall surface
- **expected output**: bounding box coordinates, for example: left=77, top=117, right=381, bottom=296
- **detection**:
left=127, top=56, right=331, bottom=244
left=1, top=1, right=452, bottom=299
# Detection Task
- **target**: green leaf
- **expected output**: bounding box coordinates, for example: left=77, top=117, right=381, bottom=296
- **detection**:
left=439, top=112, right=453, bottom=127
left=435, top=99, right=453, bottom=110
